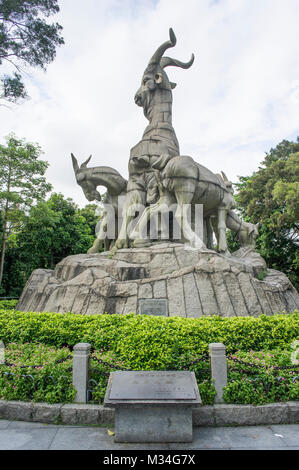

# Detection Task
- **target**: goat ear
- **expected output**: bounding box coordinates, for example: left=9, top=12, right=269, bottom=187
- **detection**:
left=155, top=72, right=163, bottom=84
left=170, top=82, right=177, bottom=89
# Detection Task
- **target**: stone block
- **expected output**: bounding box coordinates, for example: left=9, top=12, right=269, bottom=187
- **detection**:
left=251, top=279, right=273, bottom=315
left=238, top=272, right=262, bottom=316
left=183, top=272, right=203, bottom=317
left=196, top=259, right=214, bottom=273
left=251, top=403, right=289, bottom=425
left=0, top=401, right=33, bottom=421
left=214, top=404, right=253, bottom=426
left=98, top=407, right=114, bottom=425
left=60, top=404, right=78, bottom=425
left=212, top=257, right=231, bottom=272
left=122, top=295, right=137, bottom=314
left=167, top=276, right=185, bottom=316
left=32, top=403, right=62, bottom=423
left=74, top=404, right=101, bottom=425
left=287, top=401, right=299, bottom=423
left=153, top=280, right=167, bottom=298
left=86, top=296, right=107, bottom=316
left=114, top=405, right=193, bottom=443
left=192, top=406, right=215, bottom=426
left=210, top=273, right=234, bottom=316
left=175, top=247, right=199, bottom=269
left=148, top=252, right=179, bottom=277
left=194, top=272, right=218, bottom=315
left=223, top=272, right=248, bottom=316
left=114, top=282, right=138, bottom=297
left=138, top=283, right=153, bottom=298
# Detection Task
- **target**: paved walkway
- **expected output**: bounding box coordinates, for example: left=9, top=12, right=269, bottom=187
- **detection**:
left=0, top=420, right=298, bottom=450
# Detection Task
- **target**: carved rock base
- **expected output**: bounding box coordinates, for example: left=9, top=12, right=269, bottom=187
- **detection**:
left=16, top=243, right=299, bottom=316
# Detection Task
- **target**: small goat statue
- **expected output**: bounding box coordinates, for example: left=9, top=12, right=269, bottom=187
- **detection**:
left=71, top=153, right=127, bottom=252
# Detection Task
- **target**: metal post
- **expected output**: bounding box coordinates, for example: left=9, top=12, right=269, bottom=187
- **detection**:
left=72, top=343, right=91, bottom=403
left=209, top=342, right=227, bottom=403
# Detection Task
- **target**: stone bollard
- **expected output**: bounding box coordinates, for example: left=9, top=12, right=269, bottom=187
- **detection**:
left=0, top=341, right=4, bottom=364
left=72, top=343, right=91, bottom=403
left=209, top=343, right=227, bottom=403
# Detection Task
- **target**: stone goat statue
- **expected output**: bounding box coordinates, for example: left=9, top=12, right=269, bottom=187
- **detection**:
left=113, top=28, right=195, bottom=251
left=71, top=154, right=127, bottom=252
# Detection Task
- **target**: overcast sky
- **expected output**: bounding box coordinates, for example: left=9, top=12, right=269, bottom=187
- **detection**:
left=1, top=0, right=299, bottom=207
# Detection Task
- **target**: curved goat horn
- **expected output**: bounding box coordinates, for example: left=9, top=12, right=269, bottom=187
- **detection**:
left=80, top=155, right=92, bottom=169
left=71, top=153, right=79, bottom=173
left=148, top=28, right=177, bottom=66
left=160, top=53, right=195, bottom=70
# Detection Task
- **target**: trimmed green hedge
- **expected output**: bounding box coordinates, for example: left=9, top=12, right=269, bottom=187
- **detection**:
left=0, top=300, right=18, bottom=309
left=0, top=309, right=298, bottom=370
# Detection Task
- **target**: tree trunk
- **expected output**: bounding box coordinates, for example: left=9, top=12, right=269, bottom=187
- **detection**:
left=0, top=164, right=11, bottom=289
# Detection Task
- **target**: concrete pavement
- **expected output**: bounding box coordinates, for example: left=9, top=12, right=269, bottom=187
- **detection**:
left=0, top=419, right=298, bottom=450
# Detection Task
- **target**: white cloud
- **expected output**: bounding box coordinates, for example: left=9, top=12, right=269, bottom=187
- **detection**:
left=1, top=0, right=298, bottom=206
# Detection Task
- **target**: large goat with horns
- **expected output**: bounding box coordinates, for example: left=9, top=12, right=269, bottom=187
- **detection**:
left=113, top=28, right=196, bottom=251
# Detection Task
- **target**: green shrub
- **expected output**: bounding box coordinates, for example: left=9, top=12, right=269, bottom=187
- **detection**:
left=198, top=380, right=217, bottom=405
left=0, top=310, right=298, bottom=371
left=0, top=343, right=216, bottom=405
left=0, top=300, right=18, bottom=309
left=0, top=343, right=75, bottom=403
left=223, top=349, right=299, bottom=405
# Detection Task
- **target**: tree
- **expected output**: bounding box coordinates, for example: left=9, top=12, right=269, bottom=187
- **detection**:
left=228, top=138, right=299, bottom=288
left=0, top=0, right=64, bottom=103
left=2, top=194, right=98, bottom=296
left=0, top=133, right=52, bottom=287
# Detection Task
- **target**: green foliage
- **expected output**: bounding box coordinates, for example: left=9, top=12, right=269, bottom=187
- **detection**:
left=0, top=134, right=52, bottom=289
left=1, top=72, right=27, bottom=101
left=198, top=380, right=217, bottom=405
left=224, top=349, right=299, bottom=405
left=226, top=228, right=240, bottom=253
left=0, top=299, right=17, bottom=309
left=257, top=269, right=268, bottom=281
left=88, top=350, right=129, bottom=404
left=0, top=342, right=75, bottom=403
left=2, top=194, right=97, bottom=296
left=0, top=0, right=64, bottom=103
left=0, top=310, right=298, bottom=368
left=232, top=138, right=299, bottom=288
left=0, top=314, right=298, bottom=406
left=0, top=133, right=51, bottom=211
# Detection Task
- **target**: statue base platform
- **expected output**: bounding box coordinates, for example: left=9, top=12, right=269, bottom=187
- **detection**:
left=16, top=243, right=299, bottom=317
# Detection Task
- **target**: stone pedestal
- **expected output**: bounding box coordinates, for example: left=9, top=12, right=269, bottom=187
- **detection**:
left=104, top=370, right=201, bottom=443
left=114, top=406, right=193, bottom=443
left=16, top=243, right=299, bottom=317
